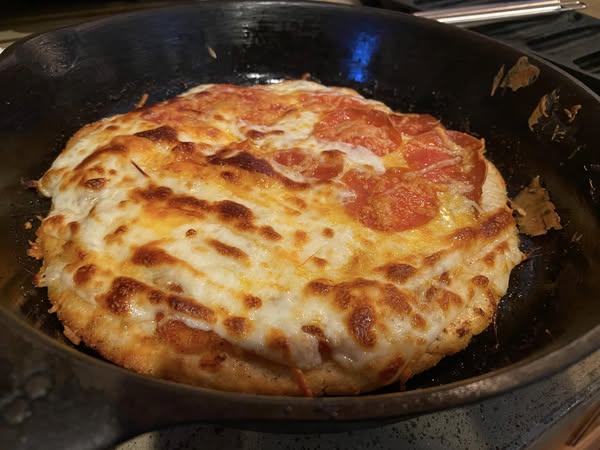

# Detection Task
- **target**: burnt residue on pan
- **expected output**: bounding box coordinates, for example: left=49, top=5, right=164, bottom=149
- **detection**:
left=491, top=56, right=540, bottom=96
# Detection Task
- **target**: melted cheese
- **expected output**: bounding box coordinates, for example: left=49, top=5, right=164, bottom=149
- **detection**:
left=35, top=81, right=523, bottom=388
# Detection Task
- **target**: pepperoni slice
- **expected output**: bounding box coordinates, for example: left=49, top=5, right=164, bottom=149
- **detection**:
left=313, top=108, right=403, bottom=156
left=446, top=130, right=484, bottom=153
left=390, top=114, right=439, bottom=136
left=274, top=149, right=344, bottom=181
left=403, top=129, right=487, bottom=200
left=446, top=131, right=487, bottom=200
left=404, top=131, right=458, bottom=183
left=298, top=92, right=367, bottom=113
left=274, top=148, right=309, bottom=168
left=312, top=150, right=345, bottom=180
left=342, top=169, right=439, bottom=232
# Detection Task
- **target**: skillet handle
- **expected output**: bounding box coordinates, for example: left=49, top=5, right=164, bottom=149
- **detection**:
left=0, top=313, right=192, bottom=450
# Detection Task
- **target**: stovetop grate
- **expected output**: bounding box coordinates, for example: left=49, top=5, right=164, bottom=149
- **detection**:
left=367, top=0, right=600, bottom=93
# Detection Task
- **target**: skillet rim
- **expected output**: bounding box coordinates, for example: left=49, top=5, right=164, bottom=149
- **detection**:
left=0, top=0, right=599, bottom=420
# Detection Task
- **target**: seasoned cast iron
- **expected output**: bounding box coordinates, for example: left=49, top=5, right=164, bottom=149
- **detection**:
left=0, top=0, right=599, bottom=445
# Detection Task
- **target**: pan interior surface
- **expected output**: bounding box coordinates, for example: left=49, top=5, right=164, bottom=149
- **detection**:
left=0, top=1, right=598, bottom=415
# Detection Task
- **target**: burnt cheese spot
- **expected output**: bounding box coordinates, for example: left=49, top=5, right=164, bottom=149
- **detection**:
left=246, top=129, right=284, bottom=139
left=135, top=125, right=179, bottom=143
left=411, top=313, right=427, bottom=330
left=310, top=257, right=327, bottom=267
left=378, top=356, right=405, bottom=383
left=215, top=200, right=254, bottom=228
left=334, top=285, right=353, bottom=309
left=148, top=290, right=167, bottom=304
left=168, top=196, right=209, bottom=213
left=167, top=295, right=215, bottom=322
left=439, top=272, right=451, bottom=285
left=73, top=264, right=96, bottom=286
left=436, top=290, right=463, bottom=311
left=379, top=263, right=417, bottom=283
left=135, top=185, right=173, bottom=201
left=287, top=196, right=307, bottom=209
left=332, top=279, right=379, bottom=310
left=68, top=221, right=80, bottom=234
left=220, top=170, right=237, bottom=182
left=305, top=279, right=332, bottom=296
left=301, top=325, right=325, bottom=337
left=131, top=246, right=177, bottom=267
left=208, top=239, right=248, bottom=261
left=382, top=285, right=412, bottom=315
left=82, top=178, right=106, bottom=190
left=424, top=252, right=443, bottom=266
left=294, top=230, right=308, bottom=245
left=244, top=294, right=262, bottom=309
left=485, top=288, right=498, bottom=307
left=480, top=210, right=513, bottom=238
left=103, top=277, right=145, bottom=314
left=451, top=227, right=477, bottom=244
left=471, top=275, right=489, bottom=287
left=223, top=316, right=248, bottom=336
left=208, top=150, right=276, bottom=177
left=484, top=252, right=496, bottom=266
left=322, top=227, right=334, bottom=238
left=89, top=165, right=105, bottom=175
left=186, top=229, right=197, bottom=237
left=496, top=241, right=510, bottom=253
left=114, top=225, right=127, bottom=234
left=245, top=130, right=266, bottom=140
left=259, top=225, right=282, bottom=241
left=301, top=325, right=332, bottom=359
left=208, top=151, right=309, bottom=189
left=105, top=225, right=128, bottom=243
left=171, top=142, right=197, bottom=162
left=425, top=286, right=439, bottom=301
left=45, top=215, right=64, bottom=227
left=455, top=322, right=471, bottom=338
left=167, top=282, right=184, bottom=293
left=267, top=329, right=290, bottom=357
left=348, top=305, right=376, bottom=347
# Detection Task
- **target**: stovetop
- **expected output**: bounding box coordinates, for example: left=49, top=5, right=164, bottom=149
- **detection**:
left=366, top=0, right=600, bottom=94
left=0, top=2, right=599, bottom=449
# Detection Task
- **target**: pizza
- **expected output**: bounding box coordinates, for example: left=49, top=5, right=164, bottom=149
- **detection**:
left=30, top=80, right=523, bottom=396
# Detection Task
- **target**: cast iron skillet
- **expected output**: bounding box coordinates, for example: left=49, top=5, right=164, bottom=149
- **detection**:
left=0, top=0, right=599, bottom=445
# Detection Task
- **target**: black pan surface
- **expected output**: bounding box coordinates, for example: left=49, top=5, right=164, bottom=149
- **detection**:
left=0, top=0, right=599, bottom=441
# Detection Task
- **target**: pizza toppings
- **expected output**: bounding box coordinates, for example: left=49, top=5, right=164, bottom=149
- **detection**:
left=32, top=80, right=523, bottom=396
left=313, top=108, right=403, bottom=156
left=273, top=148, right=345, bottom=181
left=342, top=169, right=439, bottom=231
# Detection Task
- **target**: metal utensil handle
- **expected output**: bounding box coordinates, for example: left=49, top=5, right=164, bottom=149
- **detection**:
left=414, top=0, right=587, bottom=26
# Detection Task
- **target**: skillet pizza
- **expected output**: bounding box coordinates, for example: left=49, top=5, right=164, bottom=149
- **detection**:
left=30, top=81, right=523, bottom=396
